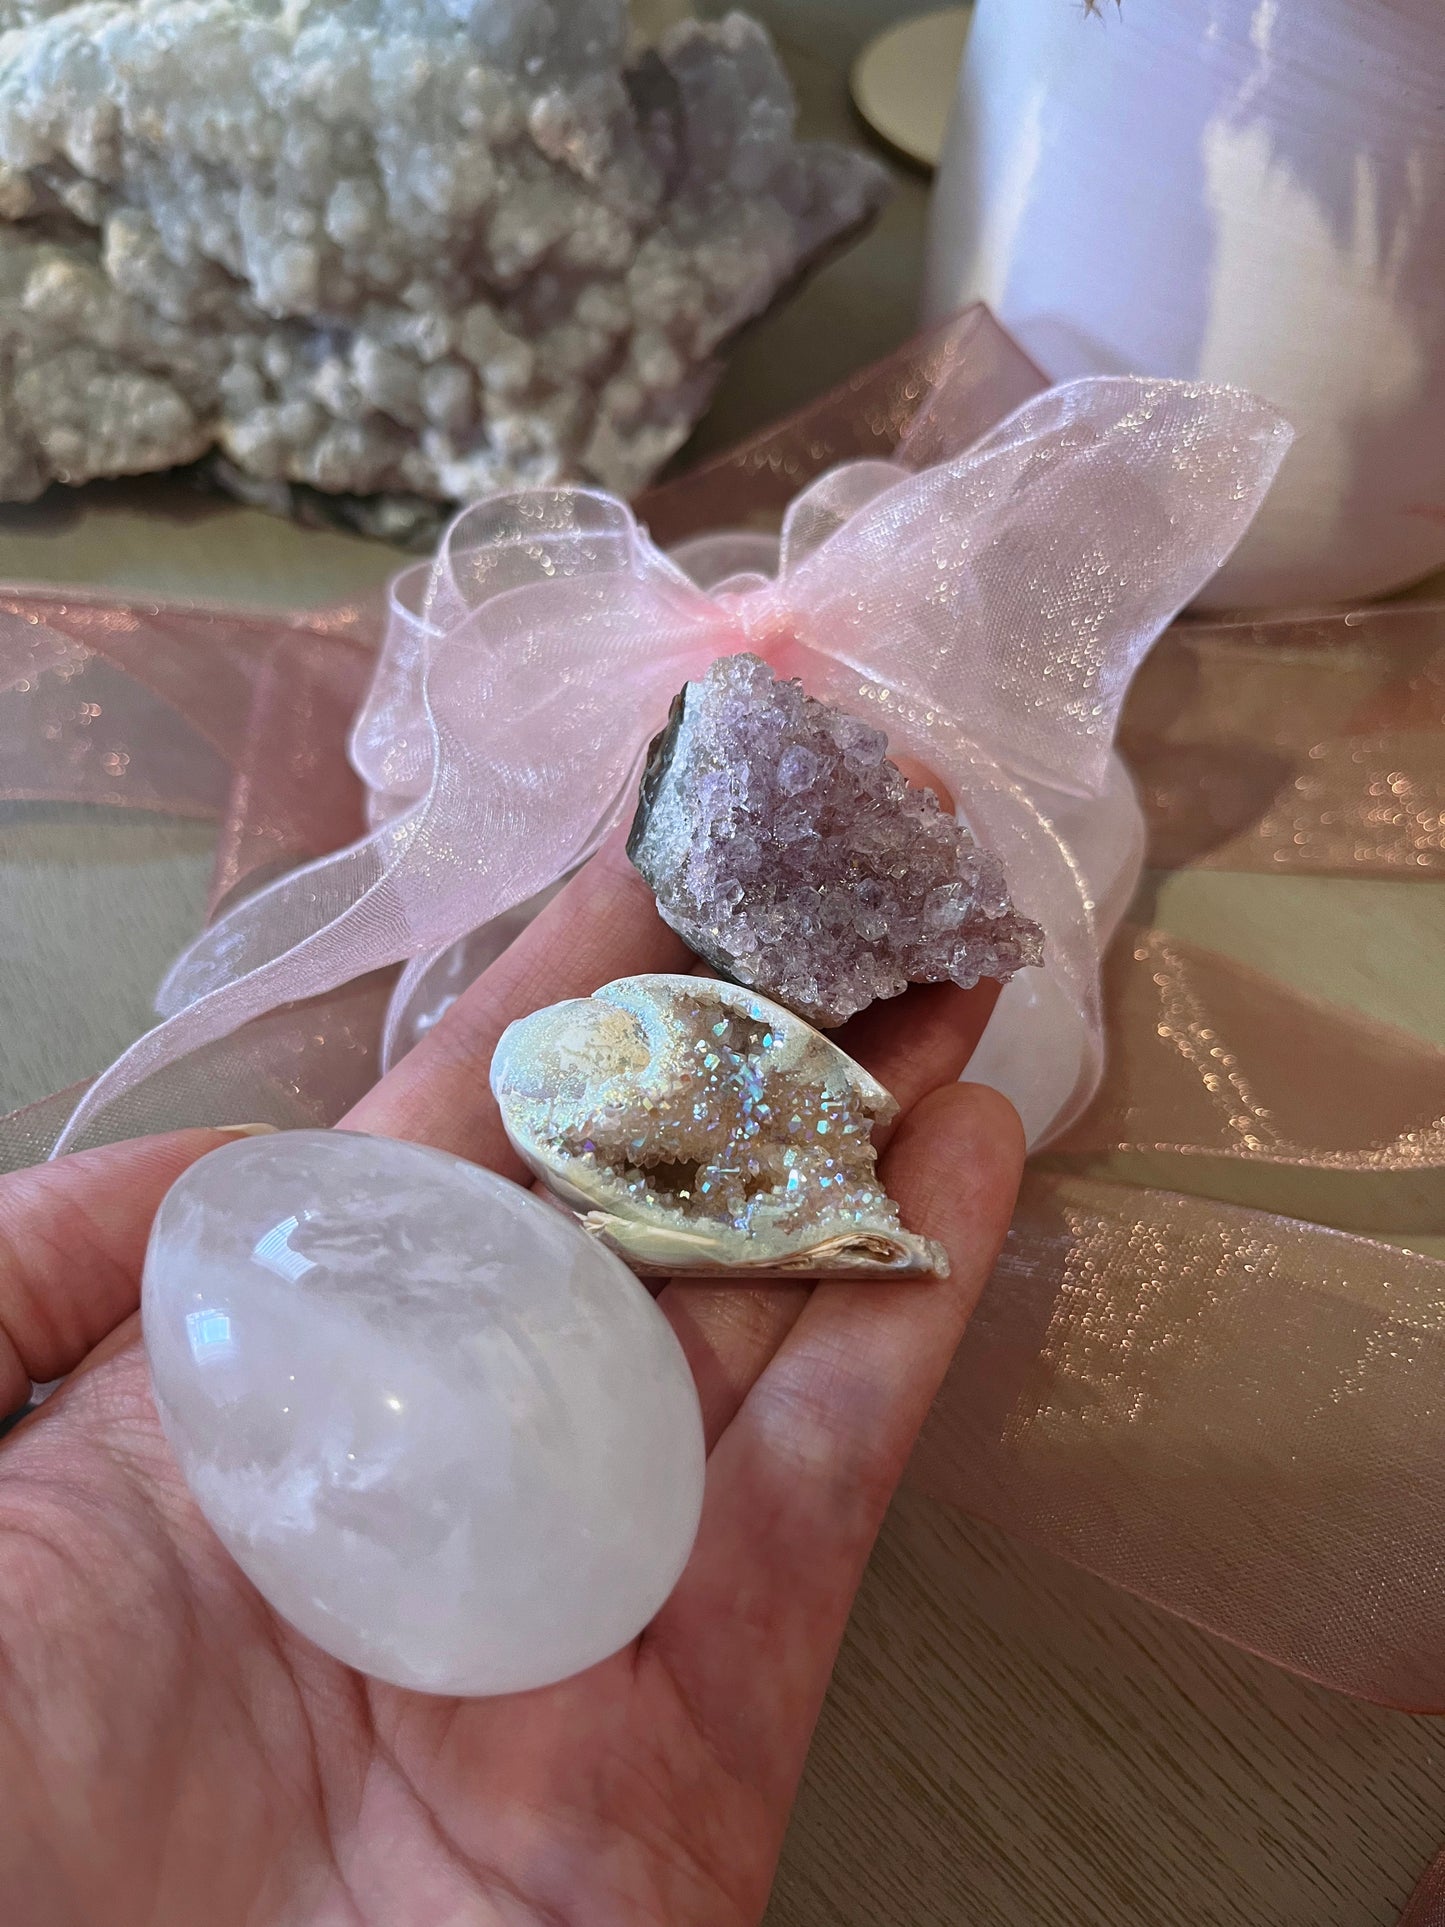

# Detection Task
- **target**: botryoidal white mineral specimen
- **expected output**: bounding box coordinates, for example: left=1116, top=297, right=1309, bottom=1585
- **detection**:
left=0, top=1, right=888, bottom=527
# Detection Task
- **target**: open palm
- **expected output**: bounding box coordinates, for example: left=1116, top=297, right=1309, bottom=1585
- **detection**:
left=0, top=836, right=1022, bottom=1927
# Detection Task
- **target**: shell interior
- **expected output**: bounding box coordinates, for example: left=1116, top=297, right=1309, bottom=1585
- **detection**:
left=490, top=974, right=947, bottom=1277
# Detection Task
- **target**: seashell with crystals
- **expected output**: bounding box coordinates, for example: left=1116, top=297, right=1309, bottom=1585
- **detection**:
left=490, top=974, right=948, bottom=1277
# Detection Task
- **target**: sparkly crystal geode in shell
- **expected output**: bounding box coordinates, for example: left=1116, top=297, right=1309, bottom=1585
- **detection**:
left=490, top=975, right=947, bottom=1277
left=627, top=654, right=1045, bottom=1028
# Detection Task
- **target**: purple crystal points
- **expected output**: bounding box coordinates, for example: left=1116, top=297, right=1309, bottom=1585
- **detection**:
left=626, top=654, right=1045, bottom=1027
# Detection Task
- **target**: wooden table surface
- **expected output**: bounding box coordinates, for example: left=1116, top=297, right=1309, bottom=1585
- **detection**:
left=3, top=5, right=1444, bottom=1922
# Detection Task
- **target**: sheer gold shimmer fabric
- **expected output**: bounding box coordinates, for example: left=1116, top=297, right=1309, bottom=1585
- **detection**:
left=0, top=597, right=387, bottom=1148
left=1126, top=603, right=1445, bottom=877
left=914, top=1173, right=1445, bottom=1707
left=1056, top=926, right=1444, bottom=1234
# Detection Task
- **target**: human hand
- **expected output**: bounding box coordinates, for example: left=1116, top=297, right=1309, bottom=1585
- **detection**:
left=0, top=835, right=1023, bottom=1926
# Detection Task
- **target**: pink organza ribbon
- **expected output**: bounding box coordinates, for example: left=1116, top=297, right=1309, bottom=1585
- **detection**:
left=46, top=346, right=1291, bottom=1157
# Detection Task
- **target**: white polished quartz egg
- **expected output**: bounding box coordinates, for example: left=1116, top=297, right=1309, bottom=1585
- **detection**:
left=142, top=1129, right=706, bottom=1696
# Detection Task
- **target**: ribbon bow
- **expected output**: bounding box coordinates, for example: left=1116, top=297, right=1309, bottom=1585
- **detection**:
left=52, top=366, right=1290, bottom=1156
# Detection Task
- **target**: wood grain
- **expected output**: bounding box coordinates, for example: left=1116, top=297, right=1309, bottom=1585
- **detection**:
left=769, top=1493, right=1445, bottom=1926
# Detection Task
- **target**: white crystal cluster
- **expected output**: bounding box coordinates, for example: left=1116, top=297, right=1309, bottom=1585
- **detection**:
left=0, top=0, right=887, bottom=519
left=143, top=1129, right=706, bottom=1695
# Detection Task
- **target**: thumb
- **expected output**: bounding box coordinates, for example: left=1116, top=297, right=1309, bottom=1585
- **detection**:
left=0, top=1127, right=274, bottom=1417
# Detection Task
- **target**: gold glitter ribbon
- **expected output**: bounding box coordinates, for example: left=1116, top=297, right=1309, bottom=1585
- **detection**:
left=1125, top=602, right=1445, bottom=878
left=1053, top=924, right=1445, bottom=1233
left=914, top=1171, right=1445, bottom=1710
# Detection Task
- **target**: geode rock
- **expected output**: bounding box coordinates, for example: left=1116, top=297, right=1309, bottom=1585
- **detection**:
left=0, top=1, right=888, bottom=515
left=628, top=655, right=1045, bottom=1027
left=491, top=973, right=947, bottom=1276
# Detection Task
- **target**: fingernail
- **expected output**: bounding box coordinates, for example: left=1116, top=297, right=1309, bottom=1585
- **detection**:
left=213, top=1122, right=281, bottom=1138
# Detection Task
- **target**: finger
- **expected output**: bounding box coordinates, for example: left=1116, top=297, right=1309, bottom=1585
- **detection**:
left=661, top=1279, right=813, bottom=1449
left=343, top=829, right=690, bottom=1168
left=647, top=1083, right=1023, bottom=1803
left=834, top=976, right=1000, bottom=1139
left=0, top=1129, right=258, bottom=1419
left=657, top=975, right=1003, bottom=1449
left=744, top=1081, right=1024, bottom=1510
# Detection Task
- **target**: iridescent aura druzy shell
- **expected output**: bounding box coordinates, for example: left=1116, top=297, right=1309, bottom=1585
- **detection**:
left=627, top=654, right=1044, bottom=1027
left=491, top=974, right=947, bottom=1277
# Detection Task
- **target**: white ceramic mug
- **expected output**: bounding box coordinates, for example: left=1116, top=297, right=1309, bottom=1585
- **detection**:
left=924, top=0, right=1445, bottom=608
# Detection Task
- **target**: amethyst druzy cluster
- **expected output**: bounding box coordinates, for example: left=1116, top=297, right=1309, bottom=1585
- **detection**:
left=627, top=654, right=1044, bottom=1028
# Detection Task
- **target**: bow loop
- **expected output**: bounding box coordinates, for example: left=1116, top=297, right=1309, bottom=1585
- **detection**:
left=52, top=359, right=1292, bottom=1159
left=788, top=377, right=1292, bottom=796
left=54, top=514, right=720, bottom=1156
left=777, top=459, right=912, bottom=576
left=356, top=489, right=696, bottom=816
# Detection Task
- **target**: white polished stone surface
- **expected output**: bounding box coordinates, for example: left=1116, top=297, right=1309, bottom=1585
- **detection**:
left=142, top=1128, right=705, bottom=1696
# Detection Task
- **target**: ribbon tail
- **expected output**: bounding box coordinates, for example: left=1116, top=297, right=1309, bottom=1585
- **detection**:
left=380, top=876, right=576, bottom=1071
left=21, top=982, right=391, bottom=1170
left=50, top=754, right=630, bottom=1156
left=154, top=817, right=403, bottom=1018
left=52, top=802, right=423, bottom=1156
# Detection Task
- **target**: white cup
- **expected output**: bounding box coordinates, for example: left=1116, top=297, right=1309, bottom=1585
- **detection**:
left=924, top=0, right=1445, bottom=609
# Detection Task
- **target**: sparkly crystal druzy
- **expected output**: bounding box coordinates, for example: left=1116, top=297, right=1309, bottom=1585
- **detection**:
left=561, top=995, right=881, bottom=1228
left=492, top=974, right=945, bottom=1275
left=627, top=655, right=1045, bottom=1027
